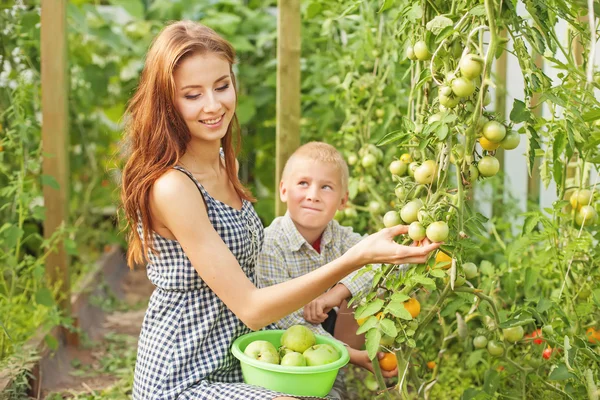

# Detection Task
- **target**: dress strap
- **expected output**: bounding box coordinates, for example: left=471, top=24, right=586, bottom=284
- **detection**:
left=173, top=165, right=210, bottom=210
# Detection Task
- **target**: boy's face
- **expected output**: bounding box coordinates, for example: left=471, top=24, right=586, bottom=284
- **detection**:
left=280, top=157, right=348, bottom=234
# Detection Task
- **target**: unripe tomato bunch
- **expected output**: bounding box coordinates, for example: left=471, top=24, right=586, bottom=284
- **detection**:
left=568, top=188, right=598, bottom=227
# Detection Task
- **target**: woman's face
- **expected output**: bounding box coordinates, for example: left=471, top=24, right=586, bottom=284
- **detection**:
left=173, top=52, right=236, bottom=143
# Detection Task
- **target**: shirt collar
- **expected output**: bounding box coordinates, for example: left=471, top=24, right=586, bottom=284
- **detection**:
left=282, top=212, right=334, bottom=252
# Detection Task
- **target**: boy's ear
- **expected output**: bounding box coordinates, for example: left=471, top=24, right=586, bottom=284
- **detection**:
left=338, top=191, right=349, bottom=210
left=279, top=180, right=288, bottom=202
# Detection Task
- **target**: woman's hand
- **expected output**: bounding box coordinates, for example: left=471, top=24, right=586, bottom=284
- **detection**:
left=349, top=348, right=398, bottom=378
left=348, top=224, right=441, bottom=267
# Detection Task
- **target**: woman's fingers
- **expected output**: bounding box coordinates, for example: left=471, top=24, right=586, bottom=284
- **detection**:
left=385, top=224, right=409, bottom=236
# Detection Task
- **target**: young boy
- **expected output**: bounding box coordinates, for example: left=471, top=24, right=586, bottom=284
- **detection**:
left=257, top=142, right=397, bottom=383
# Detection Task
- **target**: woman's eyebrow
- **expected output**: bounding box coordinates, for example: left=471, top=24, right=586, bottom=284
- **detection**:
left=180, top=74, right=230, bottom=90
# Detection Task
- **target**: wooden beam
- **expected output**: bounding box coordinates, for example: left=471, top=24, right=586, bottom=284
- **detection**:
left=275, top=0, right=301, bottom=216
left=41, top=0, right=70, bottom=313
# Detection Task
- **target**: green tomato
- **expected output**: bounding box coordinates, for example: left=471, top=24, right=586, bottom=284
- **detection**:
left=459, top=54, right=484, bottom=79
left=400, top=199, right=423, bottom=224
left=426, top=221, right=449, bottom=243
left=375, top=109, right=385, bottom=118
left=439, top=93, right=460, bottom=108
left=577, top=189, right=592, bottom=206
left=344, top=207, right=358, bottom=219
left=542, top=325, right=554, bottom=336
left=477, top=156, right=500, bottom=177
left=408, top=221, right=426, bottom=242
left=440, top=85, right=453, bottom=97
left=389, top=160, right=408, bottom=176
left=487, top=340, right=505, bottom=357
left=361, top=154, right=377, bottom=168
left=500, top=130, right=520, bottom=150
left=469, top=164, right=479, bottom=183
left=576, top=205, right=597, bottom=226
left=482, top=121, right=506, bottom=143
left=395, top=186, right=407, bottom=200
left=406, top=46, right=416, bottom=61
left=462, top=262, right=478, bottom=279
left=347, top=154, right=358, bottom=166
left=451, top=77, right=476, bottom=98
left=414, top=160, right=437, bottom=185
left=383, top=211, right=402, bottom=228
left=334, top=210, right=344, bottom=222
left=408, top=161, right=419, bottom=178
left=413, top=41, right=431, bottom=61
left=368, top=201, right=383, bottom=215
left=473, top=335, right=488, bottom=349
left=502, top=326, right=524, bottom=343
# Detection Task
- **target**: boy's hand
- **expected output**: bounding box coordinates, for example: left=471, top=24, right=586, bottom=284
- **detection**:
left=349, top=348, right=398, bottom=378
left=303, top=292, right=338, bottom=324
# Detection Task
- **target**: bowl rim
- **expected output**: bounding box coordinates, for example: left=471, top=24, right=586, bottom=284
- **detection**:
left=231, top=329, right=350, bottom=374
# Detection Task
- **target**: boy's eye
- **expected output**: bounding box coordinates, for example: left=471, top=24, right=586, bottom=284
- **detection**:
left=298, top=181, right=308, bottom=186
left=322, top=185, right=333, bottom=190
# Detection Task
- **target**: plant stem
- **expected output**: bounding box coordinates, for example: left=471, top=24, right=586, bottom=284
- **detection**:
left=454, top=286, right=501, bottom=330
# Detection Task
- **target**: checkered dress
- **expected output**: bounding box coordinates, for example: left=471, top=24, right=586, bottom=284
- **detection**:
left=133, top=166, right=328, bottom=400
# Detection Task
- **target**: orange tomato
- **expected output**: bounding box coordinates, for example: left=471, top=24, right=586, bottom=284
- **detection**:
left=586, top=328, right=600, bottom=344
left=426, top=361, right=436, bottom=370
left=434, top=251, right=452, bottom=270
left=403, top=298, right=421, bottom=318
left=379, top=353, right=397, bottom=371
left=479, top=136, right=500, bottom=151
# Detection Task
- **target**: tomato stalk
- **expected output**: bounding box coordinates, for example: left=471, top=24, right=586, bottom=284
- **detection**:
left=371, top=356, right=393, bottom=400
left=454, top=286, right=501, bottom=331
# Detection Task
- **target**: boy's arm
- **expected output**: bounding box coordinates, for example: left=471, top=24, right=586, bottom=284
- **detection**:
left=256, top=242, right=333, bottom=338
left=337, top=229, right=377, bottom=297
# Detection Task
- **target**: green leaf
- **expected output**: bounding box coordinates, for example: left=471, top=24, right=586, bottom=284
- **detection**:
left=425, top=16, right=453, bottom=35
left=108, top=0, right=144, bottom=19
left=386, top=300, right=412, bottom=320
left=356, top=316, right=379, bottom=335
left=390, top=292, right=410, bottom=302
left=436, top=124, right=449, bottom=140
left=582, top=109, right=600, bottom=122
left=354, top=298, right=384, bottom=320
left=65, top=238, right=78, bottom=255
left=429, top=269, right=446, bottom=278
left=376, top=130, right=410, bottom=146
left=35, top=288, right=55, bottom=307
left=405, top=4, right=423, bottom=22
left=365, top=328, right=381, bottom=360
left=45, top=334, right=59, bottom=351
left=378, top=0, right=395, bottom=13
left=469, top=5, right=486, bottom=15
left=522, top=215, right=540, bottom=235
left=1, top=224, right=24, bottom=248
left=510, top=100, right=531, bottom=123
left=548, top=364, right=577, bottom=381
left=536, top=297, right=553, bottom=313
left=306, top=2, right=323, bottom=19
left=41, top=175, right=60, bottom=190
left=380, top=318, right=397, bottom=337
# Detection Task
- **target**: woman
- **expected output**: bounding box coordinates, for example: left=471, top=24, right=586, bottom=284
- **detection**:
left=121, top=20, right=440, bottom=399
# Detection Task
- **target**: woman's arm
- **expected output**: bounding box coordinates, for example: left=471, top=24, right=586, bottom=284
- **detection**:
left=151, top=172, right=439, bottom=330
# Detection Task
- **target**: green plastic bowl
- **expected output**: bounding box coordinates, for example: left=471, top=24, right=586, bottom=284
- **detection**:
left=231, top=329, right=350, bottom=397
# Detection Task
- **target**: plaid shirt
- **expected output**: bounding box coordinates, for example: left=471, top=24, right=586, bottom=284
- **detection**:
left=257, top=213, right=374, bottom=338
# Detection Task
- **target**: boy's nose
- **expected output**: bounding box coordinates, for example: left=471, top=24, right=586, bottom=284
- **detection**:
left=306, top=187, right=320, bottom=202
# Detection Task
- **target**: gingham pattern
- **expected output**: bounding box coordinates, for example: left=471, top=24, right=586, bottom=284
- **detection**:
left=257, top=213, right=375, bottom=338
left=133, top=166, right=330, bottom=400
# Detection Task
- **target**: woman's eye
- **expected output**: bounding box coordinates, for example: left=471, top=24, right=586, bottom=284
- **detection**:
left=216, top=84, right=230, bottom=91
left=185, top=94, right=201, bottom=100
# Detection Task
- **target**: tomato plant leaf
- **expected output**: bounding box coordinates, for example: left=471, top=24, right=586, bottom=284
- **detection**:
left=35, top=288, right=55, bottom=307
left=425, top=16, right=453, bottom=36
left=429, top=269, right=446, bottom=278
left=548, top=364, right=577, bottom=381
left=390, top=293, right=410, bottom=302
left=354, top=298, right=384, bottom=320
left=380, top=318, right=397, bottom=337
left=356, top=316, right=379, bottom=335
left=365, top=328, right=381, bottom=360
left=509, top=100, right=531, bottom=123
left=386, top=300, right=412, bottom=320
left=41, top=175, right=60, bottom=190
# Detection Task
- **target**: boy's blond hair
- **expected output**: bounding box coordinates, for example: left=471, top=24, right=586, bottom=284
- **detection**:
left=282, top=142, right=349, bottom=191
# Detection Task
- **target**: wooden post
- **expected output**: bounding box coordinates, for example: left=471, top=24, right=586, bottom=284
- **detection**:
left=41, top=0, right=71, bottom=314
left=275, top=0, right=301, bottom=216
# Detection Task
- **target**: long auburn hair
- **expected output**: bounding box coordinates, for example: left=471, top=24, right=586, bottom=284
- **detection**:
left=121, top=21, right=255, bottom=268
